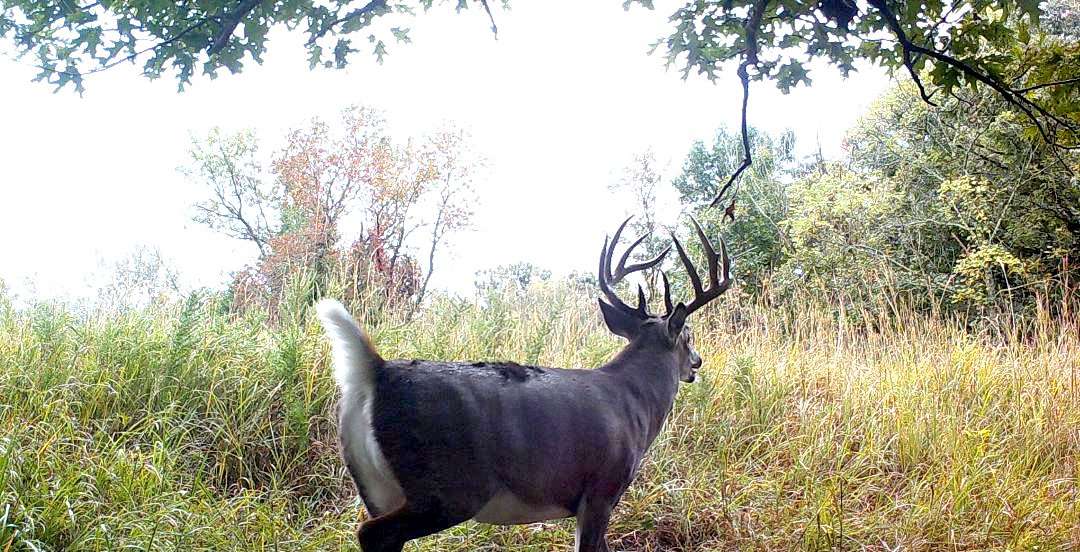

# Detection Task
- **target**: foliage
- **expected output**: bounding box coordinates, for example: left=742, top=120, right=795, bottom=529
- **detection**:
left=672, top=127, right=795, bottom=295
left=184, top=105, right=477, bottom=317
left=0, top=0, right=506, bottom=92
left=668, top=73, right=1077, bottom=315
left=639, top=0, right=1079, bottom=146
left=625, top=0, right=1080, bottom=217
left=2, top=276, right=1077, bottom=550
left=847, top=83, right=1080, bottom=309
left=608, top=149, right=669, bottom=298
left=772, top=167, right=907, bottom=306
left=474, top=262, right=551, bottom=294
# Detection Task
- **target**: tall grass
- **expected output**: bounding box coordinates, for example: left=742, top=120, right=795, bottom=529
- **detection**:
left=0, top=282, right=1077, bottom=551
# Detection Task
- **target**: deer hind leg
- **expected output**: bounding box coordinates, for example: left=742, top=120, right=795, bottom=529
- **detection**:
left=574, top=497, right=616, bottom=552
left=357, top=501, right=471, bottom=552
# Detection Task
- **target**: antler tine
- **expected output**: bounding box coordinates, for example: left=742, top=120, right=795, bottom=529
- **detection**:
left=661, top=272, right=674, bottom=316
left=615, top=233, right=648, bottom=278
left=598, top=216, right=670, bottom=320
left=690, top=216, right=720, bottom=289
left=671, top=233, right=704, bottom=296
left=598, top=236, right=630, bottom=311
left=674, top=217, right=735, bottom=316
left=606, top=216, right=633, bottom=279
left=718, top=233, right=732, bottom=286
left=622, top=244, right=670, bottom=277
left=613, top=225, right=670, bottom=280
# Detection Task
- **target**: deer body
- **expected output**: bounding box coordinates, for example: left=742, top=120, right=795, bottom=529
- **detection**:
left=317, top=217, right=730, bottom=551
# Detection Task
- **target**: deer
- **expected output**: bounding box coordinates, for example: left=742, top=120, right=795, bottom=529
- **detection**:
left=315, top=216, right=733, bottom=552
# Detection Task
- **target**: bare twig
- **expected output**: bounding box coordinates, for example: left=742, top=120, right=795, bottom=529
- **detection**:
left=479, top=0, right=498, bottom=39
left=1015, top=75, right=1080, bottom=94
left=709, top=0, right=769, bottom=219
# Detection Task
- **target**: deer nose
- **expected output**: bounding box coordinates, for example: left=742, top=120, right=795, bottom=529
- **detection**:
left=691, top=354, right=703, bottom=370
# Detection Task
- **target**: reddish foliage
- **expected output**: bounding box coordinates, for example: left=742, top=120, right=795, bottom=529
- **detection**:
left=228, top=106, right=467, bottom=317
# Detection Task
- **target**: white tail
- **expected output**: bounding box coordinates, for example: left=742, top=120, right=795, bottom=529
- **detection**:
left=315, top=299, right=380, bottom=392
left=315, top=299, right=405, bottom=517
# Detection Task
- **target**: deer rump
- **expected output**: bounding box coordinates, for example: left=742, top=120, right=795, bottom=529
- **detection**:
left=342, top=359, right=668, bottom=525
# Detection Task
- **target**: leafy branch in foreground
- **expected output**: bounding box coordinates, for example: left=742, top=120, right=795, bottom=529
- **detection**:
left=637, top=0, right=1080, bottom=212
left=0, top=0, right=505, bottom=92
left=3, top=0, right=1076, bottom=219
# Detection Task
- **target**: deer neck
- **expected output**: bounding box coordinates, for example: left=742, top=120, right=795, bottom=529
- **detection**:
left=601, top=340, right=680, bottom=447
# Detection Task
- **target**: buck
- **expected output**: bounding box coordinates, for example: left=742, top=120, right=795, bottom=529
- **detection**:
left=316, top=217, right=732, bottom=551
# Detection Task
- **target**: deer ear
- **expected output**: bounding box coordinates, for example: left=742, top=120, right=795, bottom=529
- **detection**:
left=666, top=302, right=688, bottom=342
left=598, top=299, right=639, bottom=340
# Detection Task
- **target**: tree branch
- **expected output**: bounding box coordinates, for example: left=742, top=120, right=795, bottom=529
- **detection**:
left=479, top=0, right=498, bottom=39
left=32, top=16, right=211, bottom=82
left=868, top=0, right=1078, bottom=150
left=306, top=0, right=388, bottom=46
left=709, top=60, right=752, bottom=221
left=709, top=0, right=768, bottom=219
left=1015, top=75, right=1080, bottom=94
left=207, top=0, right=263, bottom=56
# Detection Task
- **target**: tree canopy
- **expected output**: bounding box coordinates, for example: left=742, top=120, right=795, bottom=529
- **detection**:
left=645, top=0, right=1079, bottom=210
left=3, top=0, right=1077, bottom=216
left=0, top=0, right=503, bottom=92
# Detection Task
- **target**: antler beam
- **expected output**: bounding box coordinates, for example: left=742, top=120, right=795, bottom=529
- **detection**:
left=598, top=216, right=670, bottom=319
left=669, top=217, right=733, bottom=316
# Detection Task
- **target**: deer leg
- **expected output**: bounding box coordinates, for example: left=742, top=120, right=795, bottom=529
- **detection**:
left=574, top=497, right=615, bottom=552
left=357, top=502, right=469, bottom=552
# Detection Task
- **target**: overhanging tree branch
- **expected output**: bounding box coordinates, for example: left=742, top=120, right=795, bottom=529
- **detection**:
left=709, top=60, right=752, bottom=221
left=709, top=0, right=768, bottom=220
left=479, top=0, right=498, bottom=38
left=306, top=0, right=388, bottom=46
left=208, top=0, right=263, bottom=56
left=868, top=0, right=1078, bottom=150
left=1015, top=75, right=1080, bottom=94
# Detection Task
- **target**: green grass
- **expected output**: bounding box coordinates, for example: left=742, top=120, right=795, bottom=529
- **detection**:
left=0, top=285, right=1077, bottom=551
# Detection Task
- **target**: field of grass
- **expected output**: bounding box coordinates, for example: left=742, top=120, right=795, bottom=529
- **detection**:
left=1, top=283, right=1078, bottom=551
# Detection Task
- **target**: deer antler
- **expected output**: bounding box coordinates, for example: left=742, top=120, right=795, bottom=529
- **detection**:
left=668, top=216, right=732, bottom=316
left=598, top=216, right=670, bottom=319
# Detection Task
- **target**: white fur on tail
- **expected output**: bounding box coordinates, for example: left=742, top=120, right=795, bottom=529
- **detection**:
left=315, top=298, right=405, bottom=514
left=315, top=299, right=378, bottom=392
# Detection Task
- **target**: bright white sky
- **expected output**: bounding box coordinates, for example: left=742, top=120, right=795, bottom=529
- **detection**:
left=0, top=0, right=894, bottom=302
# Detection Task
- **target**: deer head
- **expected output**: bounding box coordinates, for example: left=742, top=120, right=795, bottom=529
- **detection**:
left=597, top=216, right=732, bottom=383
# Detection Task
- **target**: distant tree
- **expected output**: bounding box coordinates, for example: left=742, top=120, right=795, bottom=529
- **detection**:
left=269, top=106, right=394, bottom=283
left=475, top=262, right=551, bottom=294
left=184, top=105, right=477, bottom=314
left=771, top=166, right=909, bottom=308
left=94, top=246, right=183, bottom=312
left=673, top=127, right=795, bottom=295
left=183, top=128, right=278, bottom=258
left=847, top=83, right=1079, bottom=308
left=608, top=149, right=667, bottom=299
left=416, top=128, right=478, bottom=306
